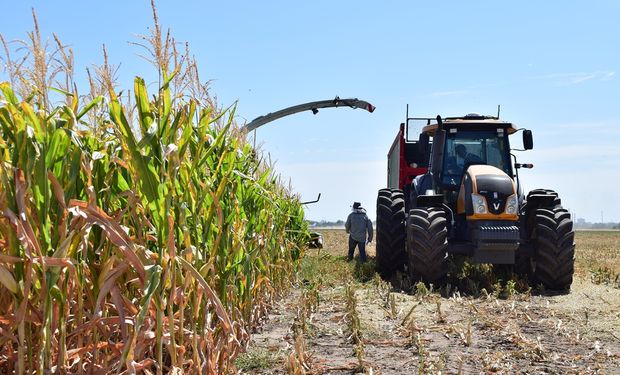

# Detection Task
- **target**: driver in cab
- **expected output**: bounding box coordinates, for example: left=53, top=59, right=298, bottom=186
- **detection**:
left=446, top=144, right=483, bottom=180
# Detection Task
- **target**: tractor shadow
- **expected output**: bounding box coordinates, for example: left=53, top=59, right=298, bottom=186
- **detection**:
left=381, top=255, right=570, bottom=299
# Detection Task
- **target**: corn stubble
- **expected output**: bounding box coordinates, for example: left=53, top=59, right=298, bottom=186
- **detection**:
left=0, top=5, right=308, bottom=374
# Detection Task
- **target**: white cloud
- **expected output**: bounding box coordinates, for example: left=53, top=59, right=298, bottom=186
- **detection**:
left=528, top=120, right=620, bottom=157
left=529, top=144, right=620, bottom=163
left=601, top=71, right=616, bottom=81
left=529, top=71, right=616, bottom=85
left=420, top=69, right=616, bottom=101
left=570, top=74, right=597, bottom=84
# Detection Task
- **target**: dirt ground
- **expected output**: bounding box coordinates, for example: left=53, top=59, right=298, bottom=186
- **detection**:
left=238, top=230, right=620, bottom=374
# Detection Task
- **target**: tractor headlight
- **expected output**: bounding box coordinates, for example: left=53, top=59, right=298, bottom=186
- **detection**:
left=505, top=194, right=518, bottom=215
left=471, top=193, right=488, bottom=214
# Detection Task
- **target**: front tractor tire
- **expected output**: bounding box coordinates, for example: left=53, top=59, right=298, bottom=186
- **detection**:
left=375, top=189, right=407, bottom=278
left=531, top=207, right=575, bottom=291
left=527, top=189, right=562, bottom=209
left=406, top=207, right=448, bottom=285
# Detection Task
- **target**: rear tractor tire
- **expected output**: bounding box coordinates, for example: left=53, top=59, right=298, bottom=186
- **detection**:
left=406, top=207, right=448, bottom=286
left=375, top=189, right=407, bottom=278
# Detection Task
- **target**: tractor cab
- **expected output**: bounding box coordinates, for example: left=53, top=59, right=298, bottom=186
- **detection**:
left=424, top=115, right=518, bottom=186
left=408, top=115, right=528, bottom=209
left=440, top=128, right=513, bottom=189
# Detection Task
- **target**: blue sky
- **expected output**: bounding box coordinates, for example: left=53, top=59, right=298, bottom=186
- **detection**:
left=2, top=1, right=619, bottom=222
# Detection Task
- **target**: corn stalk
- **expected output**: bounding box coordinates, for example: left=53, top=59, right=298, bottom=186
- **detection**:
left=0, top=31, right=308, bottom=375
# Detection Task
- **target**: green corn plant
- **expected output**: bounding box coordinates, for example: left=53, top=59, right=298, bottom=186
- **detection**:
left=0, top=13, right=309, bottom=374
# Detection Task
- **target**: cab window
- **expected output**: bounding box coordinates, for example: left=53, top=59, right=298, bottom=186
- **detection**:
left=441, top=129, right=511, bottom=187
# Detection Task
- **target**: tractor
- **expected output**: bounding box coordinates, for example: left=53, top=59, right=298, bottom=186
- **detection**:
left=375, top=112, right=575, bottom=291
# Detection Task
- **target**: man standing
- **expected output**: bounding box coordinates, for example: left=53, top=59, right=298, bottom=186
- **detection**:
left=345, top=202, right=373, bottom=262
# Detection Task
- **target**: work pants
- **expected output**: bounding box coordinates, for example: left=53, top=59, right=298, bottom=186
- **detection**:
left=348, top=236, right=367, bottom=262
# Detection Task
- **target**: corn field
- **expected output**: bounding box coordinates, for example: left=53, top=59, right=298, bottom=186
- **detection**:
left=0, top=8, right=308, bottom=374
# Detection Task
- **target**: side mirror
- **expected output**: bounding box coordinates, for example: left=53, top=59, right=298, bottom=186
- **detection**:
left=523, top=129, right=533, bottom=150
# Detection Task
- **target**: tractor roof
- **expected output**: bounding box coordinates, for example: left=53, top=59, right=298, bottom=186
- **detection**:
left=421, top=115, right=518, bottom=136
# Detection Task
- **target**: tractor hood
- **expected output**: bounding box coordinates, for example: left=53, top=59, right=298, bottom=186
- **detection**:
left=457, top=165, right=518, bottom=221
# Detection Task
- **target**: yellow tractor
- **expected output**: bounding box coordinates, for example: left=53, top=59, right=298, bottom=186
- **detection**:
left=375, top=113, right=575, bottom=290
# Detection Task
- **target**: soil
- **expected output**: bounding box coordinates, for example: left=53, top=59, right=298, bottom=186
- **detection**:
left=240, top=231, right=620, bottom=374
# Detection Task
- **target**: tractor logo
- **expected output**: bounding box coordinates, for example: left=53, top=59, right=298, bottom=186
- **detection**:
left=493, top=202, right=500, bottom=211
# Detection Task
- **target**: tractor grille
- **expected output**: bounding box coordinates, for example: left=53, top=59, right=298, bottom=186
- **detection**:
left=474, top=225, right=520, bottom=264
left=478, top=225, right=520, bottom=242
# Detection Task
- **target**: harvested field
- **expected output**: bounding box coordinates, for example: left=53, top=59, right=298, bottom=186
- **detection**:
left=239, top=229, right=620, bottom=374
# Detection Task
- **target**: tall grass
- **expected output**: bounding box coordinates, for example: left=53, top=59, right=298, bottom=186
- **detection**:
left=0, top=5, right=307, bottom=374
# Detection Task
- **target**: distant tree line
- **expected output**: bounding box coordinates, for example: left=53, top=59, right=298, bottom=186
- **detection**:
left=307, top=220, right=378, bottom=228
left=307, top=220, right=345, bottom=228
left=575, top=219, right=620, bottom=230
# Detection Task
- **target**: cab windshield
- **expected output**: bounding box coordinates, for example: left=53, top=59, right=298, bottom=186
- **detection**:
left=441, top=129, right=512, bottom=187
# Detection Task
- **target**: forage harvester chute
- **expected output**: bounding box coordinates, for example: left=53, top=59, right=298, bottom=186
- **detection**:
left=242, top=96, right=375, bottom=132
